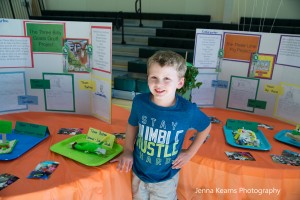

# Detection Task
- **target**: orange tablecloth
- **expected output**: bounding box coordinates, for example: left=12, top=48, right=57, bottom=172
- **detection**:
left=179, top=108, right=300, bottom=200
left=0, top=106, right=299, bottom=200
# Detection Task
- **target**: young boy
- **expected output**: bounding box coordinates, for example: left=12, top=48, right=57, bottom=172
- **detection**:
left=111, top=50, right=211, bottom=199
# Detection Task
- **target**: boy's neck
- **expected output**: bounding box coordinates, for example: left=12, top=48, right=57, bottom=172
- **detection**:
left=150, top=94, right=177, bottom=107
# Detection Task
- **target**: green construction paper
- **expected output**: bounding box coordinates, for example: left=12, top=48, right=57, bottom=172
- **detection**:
left=0, top=120, right=13, bottom=134
left=26, top=23, right=64, bottom=53
left=30, top=79, right=50, bottom=89
left=14, top=121, right=49, bottom=138
left=247, top=99, right=267, bottom=109
left=226, top=119, right=258, bottom=132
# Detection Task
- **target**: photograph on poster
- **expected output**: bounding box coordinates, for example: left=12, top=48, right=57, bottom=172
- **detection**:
left=248, top=53, right=275, bottom=79
left=43, top=73, right=75, bottom=112
left=0, top=36, right=33, bottom=68
left=227, top=76, right=259, bottom=112
left=223, top=33, right=261, bottom=62
left=24, top=21, right=65, bottom=53
left=63, top=38, right=90, bottom=72
left=276, top=35, right=300, bottom=68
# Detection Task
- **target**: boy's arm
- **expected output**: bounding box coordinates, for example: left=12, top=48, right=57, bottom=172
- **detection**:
left=186, top=123, right=211, bottom=156
left=172, top=123, right=211, bottom=169
left=123, top=124, right=139, bottom=152
left=110, top=123, right=138, bottom=172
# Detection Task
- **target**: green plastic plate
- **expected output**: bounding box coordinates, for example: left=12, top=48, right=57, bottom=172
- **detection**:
left=50, top=134, right=123, bottom=166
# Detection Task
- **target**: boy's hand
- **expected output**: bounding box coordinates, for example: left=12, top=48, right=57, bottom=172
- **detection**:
left=110, top=150, right=133, bottom=172
left=171, top=149, right=192, bottom=169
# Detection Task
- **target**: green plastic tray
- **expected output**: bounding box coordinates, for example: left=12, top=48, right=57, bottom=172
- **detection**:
left=50, top=134, right=123, bottom=166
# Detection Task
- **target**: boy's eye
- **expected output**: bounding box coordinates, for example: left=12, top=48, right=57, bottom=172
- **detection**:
left=164, top=77, right=171, bottom=81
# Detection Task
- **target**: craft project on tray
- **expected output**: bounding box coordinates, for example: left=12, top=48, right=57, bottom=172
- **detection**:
left=0, top=121, right=49, bottom=160
left=50, top=127, right=123, bottom=166
left=274, top=124, right=300, bottom=148
left=223, top=119, right=271, bottom=151
left=0, top=120, right=16, bottom=154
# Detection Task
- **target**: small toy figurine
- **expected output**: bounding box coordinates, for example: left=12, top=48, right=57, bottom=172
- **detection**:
left=70, top=142, right=106, bottom=155
left=233, top=128, right=260, bottom=147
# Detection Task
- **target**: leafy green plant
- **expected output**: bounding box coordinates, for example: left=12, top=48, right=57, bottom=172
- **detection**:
left=177, top=62, right=202, bottom=96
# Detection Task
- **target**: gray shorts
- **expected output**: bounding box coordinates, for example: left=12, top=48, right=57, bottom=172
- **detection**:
left=132, top=172, right=179, bottom=200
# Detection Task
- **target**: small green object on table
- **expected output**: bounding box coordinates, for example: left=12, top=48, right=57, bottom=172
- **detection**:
left=50, top=134, right=123, bottom=166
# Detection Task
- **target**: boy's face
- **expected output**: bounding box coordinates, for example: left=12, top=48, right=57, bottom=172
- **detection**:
left=147, top=63, right=184, bottom=106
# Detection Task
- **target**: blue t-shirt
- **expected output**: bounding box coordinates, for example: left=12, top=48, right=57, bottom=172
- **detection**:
left=128, top=93, right=210, bottom=183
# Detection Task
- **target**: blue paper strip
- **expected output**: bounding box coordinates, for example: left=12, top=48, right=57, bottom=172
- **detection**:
left=211, top=80, right=228, bottom=88
left=18, top=95, right=38, bottom=105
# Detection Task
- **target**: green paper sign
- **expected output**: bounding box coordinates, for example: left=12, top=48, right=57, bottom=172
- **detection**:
left=226, top=119, right=258, bottom=132
left=15, top=121, right=49, bottom=138
left=247, top=99, right=267, bottom=109
left=0, top=120, right=13, bottom=134
left=30, top=79, right=50, bottom=89
left=26, top=23, right=64, bottom=53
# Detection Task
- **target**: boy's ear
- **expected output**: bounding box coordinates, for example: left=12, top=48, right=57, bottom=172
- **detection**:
left=177, top=77, right=185, bottom=89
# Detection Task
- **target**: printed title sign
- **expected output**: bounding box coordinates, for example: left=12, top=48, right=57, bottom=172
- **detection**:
left=25, top=22, right=65, bottom=53
left=224, top=33, right=260, bottom=62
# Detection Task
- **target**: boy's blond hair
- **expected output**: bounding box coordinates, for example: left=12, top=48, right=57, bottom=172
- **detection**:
left=147, top=50, right=187, bottom=78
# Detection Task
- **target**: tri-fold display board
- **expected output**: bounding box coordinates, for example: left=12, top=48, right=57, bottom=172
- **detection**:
left=0, top=19, right=112, bottom=124
left=192, top=29, right=300, bottom=125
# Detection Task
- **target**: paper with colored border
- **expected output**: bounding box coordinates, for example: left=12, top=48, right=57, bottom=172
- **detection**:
left=273, top=82, right=300, bottom=124
left=0, top=72, right=28, bottom=113
left=227, top=76, right=259, bottom=112
left=43, top=73, right=75, bottom=112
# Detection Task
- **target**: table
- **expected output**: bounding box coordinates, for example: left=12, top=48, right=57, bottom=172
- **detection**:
left=0, top=106, right=299, bottom=200
left=178, top=108, right=300, bottom=200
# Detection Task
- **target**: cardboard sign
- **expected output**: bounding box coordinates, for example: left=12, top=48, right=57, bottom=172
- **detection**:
left=264, top=84, right=283, bottom=95
left=211, top=80, right=228, bottom=88
left=247, top=99, right=267, bottom=109
left=14, top=121, right=49, bottom=137
left=79, top=80, right=96, bottom=92
left=30, top=79, right=50, bottom=89
left=226, top=119, right=258, bottom=132
left=86, top=127, right=115, bottom=149
left=224, top=33, right=260, bottom=62
left=18, top=95, right=38, bottom=105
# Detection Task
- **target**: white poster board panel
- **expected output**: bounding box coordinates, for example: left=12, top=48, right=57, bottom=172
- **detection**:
left=195, top=29, right=300, bottom=122
left=0, top=19, right=112, bottom=124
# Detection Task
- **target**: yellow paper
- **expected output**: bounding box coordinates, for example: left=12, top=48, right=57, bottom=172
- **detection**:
left=79, top=80, right=96, bottom=92
left=86, top=127, right=115, bottom=149
left=264, top=84, right=283, bottom=95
